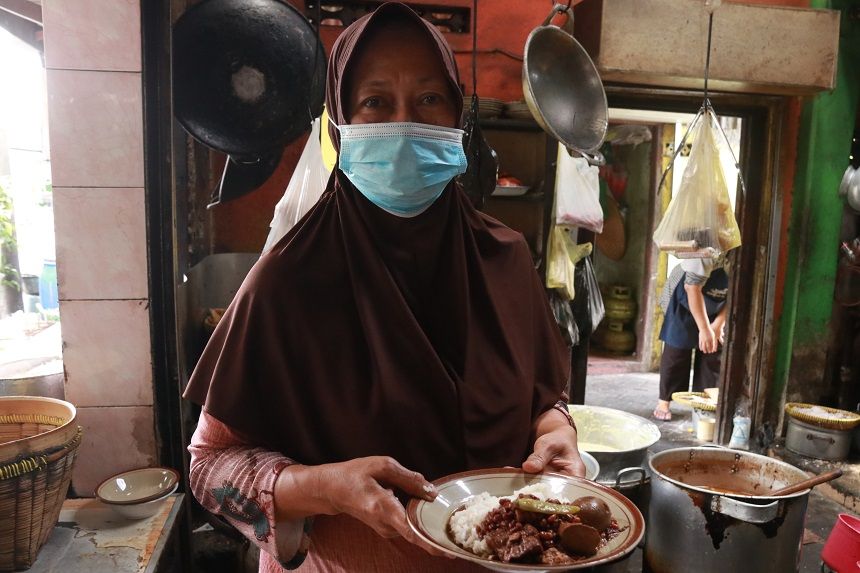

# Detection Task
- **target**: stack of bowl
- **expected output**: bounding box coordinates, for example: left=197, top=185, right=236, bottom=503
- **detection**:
left=96, top=467, right=179, bottom=519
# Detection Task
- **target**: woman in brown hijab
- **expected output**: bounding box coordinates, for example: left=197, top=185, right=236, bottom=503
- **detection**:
left=185, top=3, right=583, bottom=571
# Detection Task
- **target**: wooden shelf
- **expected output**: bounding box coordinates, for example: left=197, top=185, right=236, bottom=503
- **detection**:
left=487, top=191, right=545, bottom=203
left=478, top=117, right=543, bottom=132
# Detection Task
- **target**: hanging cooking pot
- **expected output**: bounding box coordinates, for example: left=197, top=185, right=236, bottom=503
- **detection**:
left=522, top=3, right=608, bottom=165
left=173, top=0, right=325, bottom=203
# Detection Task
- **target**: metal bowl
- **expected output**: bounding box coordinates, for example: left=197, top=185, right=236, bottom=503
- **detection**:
left=522, top=18, right=608, bottom=155
left=569, top=405, right=661, bottom=485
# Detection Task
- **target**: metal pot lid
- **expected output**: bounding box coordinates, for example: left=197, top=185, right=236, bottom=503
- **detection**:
left=173, top=0, right=326, bottom=157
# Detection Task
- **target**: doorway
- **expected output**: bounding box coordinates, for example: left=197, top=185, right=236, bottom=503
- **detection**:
left=589, top=107, right=743, bottom=377
left=590, top=86, right=785, bottom=443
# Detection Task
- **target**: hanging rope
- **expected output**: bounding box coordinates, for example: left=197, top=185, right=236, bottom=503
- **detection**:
left=471, top=0, right=478, bottom=94
left=703, top=12, right=714, bottom=107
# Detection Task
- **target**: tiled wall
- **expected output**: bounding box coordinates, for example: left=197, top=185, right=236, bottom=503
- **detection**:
left=43, top=0, right=156, bottom=496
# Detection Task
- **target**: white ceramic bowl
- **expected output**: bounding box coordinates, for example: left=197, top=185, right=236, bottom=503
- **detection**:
left=579, top=450, right=600, bottom=481
left=103, top=484, right=178, bottom=519
left=96, top=467, right=179, bottom=519
left=407, top=468, right=644, bottom=572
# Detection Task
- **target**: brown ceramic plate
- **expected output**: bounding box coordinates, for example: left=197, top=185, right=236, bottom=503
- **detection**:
left=406, top=468, right=644, bottom=572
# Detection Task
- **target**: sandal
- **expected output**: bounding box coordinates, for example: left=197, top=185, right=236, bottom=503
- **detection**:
left=652, top=408, right=672, bottom=421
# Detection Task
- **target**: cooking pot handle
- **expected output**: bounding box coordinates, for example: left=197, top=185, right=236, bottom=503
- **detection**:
left=709, top=496, right=780, bottom=524
left=542, top=4, right=575, bottom=37
left=615, top=467, right=647, bottom=488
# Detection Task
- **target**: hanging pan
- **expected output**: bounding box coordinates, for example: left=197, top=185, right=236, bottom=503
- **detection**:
left=173, top=0, right=326, bottom=204
left=522, top=3, right=608, bottom=165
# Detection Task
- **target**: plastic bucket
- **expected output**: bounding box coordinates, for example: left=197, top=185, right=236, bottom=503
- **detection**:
left=822, top=513, right=860, bottom=573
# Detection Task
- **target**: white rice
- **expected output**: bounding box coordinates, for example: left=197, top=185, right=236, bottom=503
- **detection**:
left=448, top=483, right=569, bottom=557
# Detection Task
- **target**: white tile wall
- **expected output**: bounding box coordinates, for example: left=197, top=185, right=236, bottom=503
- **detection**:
left=73, top=405, right=157, bottom=497
left=43, top=0, right=142, bottom=72
left=60, top=299, right=153, bottom=408
left=53, top=187, right=148, bottom=300
left=42, top=0, right=155, bottom=493
left=45, top=70, right=145, bottom=188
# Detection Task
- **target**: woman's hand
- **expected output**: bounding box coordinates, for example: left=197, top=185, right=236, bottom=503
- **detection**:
left=698, top=326, right=718, bottom=354
left=523, top=408, right=586, bottom=477
left=276, top=456, right=448, bottom=556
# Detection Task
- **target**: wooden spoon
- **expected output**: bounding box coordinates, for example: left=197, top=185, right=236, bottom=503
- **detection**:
left=770, top=469, right=843, bottom=496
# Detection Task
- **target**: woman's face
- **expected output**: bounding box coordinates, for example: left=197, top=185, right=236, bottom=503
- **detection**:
left=345, top=23, right=458, bottom=128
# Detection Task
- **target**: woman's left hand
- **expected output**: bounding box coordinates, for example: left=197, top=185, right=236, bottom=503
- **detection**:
left=522, top=411, right=586, bottom=477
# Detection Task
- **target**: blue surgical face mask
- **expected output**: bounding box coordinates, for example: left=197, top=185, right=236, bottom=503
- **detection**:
left=332, top=121, right=467, bottom=217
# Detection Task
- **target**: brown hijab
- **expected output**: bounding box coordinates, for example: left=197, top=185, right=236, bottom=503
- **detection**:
left=184, top=2, right=570, bottom=480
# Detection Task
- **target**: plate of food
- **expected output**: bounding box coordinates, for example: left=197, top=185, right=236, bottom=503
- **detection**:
left=493, top=174, right=530, bottom=197
left=407, top=468, right=644, bottom=572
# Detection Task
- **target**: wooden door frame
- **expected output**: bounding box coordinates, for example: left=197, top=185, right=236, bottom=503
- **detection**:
left=604, top=85, right=785, bottom=445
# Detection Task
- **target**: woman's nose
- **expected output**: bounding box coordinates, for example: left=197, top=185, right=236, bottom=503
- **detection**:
left=391, top=101, right=419, bottom=123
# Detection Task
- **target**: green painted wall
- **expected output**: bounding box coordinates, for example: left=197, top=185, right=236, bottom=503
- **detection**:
left=772, top=1, right=860, bottom=409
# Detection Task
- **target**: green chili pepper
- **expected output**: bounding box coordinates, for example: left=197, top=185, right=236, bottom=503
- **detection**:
left=514, top=497, right=580, bottom=515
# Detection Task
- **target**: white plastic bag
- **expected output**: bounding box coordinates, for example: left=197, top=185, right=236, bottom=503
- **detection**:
left=263, top=118, right=331, bottom=253
left=652, top=108, right=741, bottom=258
left=555, top=148, right=604, bottom=233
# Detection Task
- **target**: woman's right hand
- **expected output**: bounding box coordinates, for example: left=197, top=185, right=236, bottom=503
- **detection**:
left=276, top=456, right=445, bottom=554
left=698, top=326, right=718, bottom=354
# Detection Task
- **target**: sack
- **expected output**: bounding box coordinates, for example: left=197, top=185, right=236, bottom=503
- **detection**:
left=653, top=107, right=741, bottom=258
left=263, top=118, right=331, bottom=253
left=547, top=227, right=592, bottom=301
left=555, top=149, right=604, bottom=233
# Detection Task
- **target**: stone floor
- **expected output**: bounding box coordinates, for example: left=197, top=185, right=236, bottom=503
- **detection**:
left=583, top=369, right=859, bottom=573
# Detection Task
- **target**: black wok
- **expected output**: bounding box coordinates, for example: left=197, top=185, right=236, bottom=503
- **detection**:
left=173, top=0, right=326, bottom=158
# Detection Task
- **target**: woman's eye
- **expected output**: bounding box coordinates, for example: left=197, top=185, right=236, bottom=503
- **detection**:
left=421, top=93, right=441, bottom=105
left=362, top=97, right=382, bottom=108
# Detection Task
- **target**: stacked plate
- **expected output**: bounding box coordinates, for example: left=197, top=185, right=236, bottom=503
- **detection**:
left=477, top=97, right=504, bottom=118
left=504, top=100, right=534, bottom=120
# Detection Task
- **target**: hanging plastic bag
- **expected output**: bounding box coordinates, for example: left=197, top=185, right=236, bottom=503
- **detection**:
left=547, top=227, right=592, bottom=301
left=548, top=289, right=579, bottom=347
left=262, top=117, right=331, bottom=253
left=555, top=148, right=604, bottom=233
left=582, top=255, right=605, bottom=334
left=653, top=107, right=741, bottom=258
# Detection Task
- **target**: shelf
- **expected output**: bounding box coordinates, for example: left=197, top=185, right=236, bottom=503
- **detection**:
left=478, top=117, right=544, bottom=132
left=487, top=191, right=545, bottom=203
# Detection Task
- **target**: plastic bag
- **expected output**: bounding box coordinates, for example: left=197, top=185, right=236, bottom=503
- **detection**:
left=555, top=148, right=604, bottom=233
left=548, top=289, right=579, bottom=347
left=582, top=256, right=605, bottom=334
left=546, top=227, right=592, bottom=301
left=653, top=108, right=741, bottom=258
left=263, top=118, right=331, bottom=253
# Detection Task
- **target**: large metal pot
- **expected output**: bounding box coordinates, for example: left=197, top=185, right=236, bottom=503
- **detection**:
left=569, top=405, right=660, bottom=519
left=569, top=405, right=660, bottom=482
left=645, top=447, right=811, bottom=573
left=0, top=357, right=64, bottom=399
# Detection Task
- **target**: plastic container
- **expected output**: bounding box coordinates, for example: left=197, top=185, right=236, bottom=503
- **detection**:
left=821, top=513, right=860, bottom=573
left=38, top=259, right=58, bottom=311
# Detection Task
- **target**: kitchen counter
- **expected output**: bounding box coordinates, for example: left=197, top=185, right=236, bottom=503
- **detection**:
left=27, top=493, right=185, bottom=573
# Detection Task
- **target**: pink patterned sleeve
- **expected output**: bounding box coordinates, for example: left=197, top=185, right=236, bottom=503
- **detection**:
left=188, top=411, right=312, bottom=569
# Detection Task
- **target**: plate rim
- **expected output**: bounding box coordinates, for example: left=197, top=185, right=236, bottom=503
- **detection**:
left=406, top=467, right=645, bottom=571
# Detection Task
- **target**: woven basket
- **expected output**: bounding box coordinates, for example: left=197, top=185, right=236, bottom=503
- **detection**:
left=671, top=391, right=717, bottom=412
left=785, top=402, right=860, bottom=431
left=0, top=396, right=82, bottom=571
